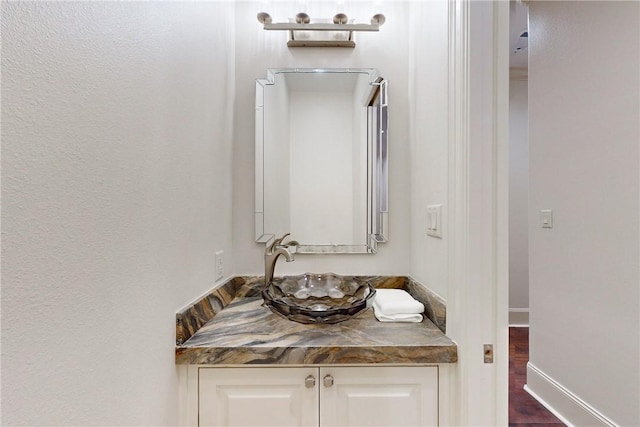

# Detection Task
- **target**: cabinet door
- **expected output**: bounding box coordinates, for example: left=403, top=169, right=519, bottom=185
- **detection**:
left=319, top=366, right=439, bottom=427
left=199, top=367, right=318, bottom=427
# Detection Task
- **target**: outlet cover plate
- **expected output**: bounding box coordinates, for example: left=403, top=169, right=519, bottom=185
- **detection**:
left=540, top=210, right=553, bottom=228
left=426, top=204, right=442, bottom=238
left=215, top=250, right=224, bottom=281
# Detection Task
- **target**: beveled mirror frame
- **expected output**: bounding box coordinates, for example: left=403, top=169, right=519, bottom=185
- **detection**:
left=255, top=68, right=388, bottom=254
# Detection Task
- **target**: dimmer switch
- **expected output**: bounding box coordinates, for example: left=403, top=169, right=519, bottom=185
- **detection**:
left=540, top=210, right=553, bottom=228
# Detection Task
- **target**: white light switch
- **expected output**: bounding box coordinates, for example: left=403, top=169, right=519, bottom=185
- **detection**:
left=427, top=204, right=442, bottom=238
left=540, top=210, right=553, bottom=228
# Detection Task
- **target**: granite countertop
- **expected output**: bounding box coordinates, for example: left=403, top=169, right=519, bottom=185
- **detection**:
left=175, top=276, right=457, bottom=365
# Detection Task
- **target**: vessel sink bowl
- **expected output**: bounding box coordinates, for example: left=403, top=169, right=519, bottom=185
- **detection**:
left=262, top=273, right=376, bottom=324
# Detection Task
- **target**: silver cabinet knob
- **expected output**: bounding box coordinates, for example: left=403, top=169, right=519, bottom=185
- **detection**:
left=305, top=375, right=316, bottom=388
left=323, top=374, right=334, bottom=388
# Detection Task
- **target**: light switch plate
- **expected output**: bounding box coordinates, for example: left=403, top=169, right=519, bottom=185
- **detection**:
left=427, top=204, right=442, bottom=238
left=215, top=250, right=224, bottom=281
left=540, top=210, right=553, bottom=228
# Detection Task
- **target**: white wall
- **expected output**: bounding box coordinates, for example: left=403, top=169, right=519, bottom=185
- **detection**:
left=233, top=2, right=454, bottom=298
left=528, top=2, right=639, bottom=425
left=232, top=1, right=412, bottom=276
left=407, top=1, right=450, bottom=300
left=509, top=78, right=529, bottom=312
left=1, top=2, right=235, bottom=425
left=1, top=1, right=460, bottom=423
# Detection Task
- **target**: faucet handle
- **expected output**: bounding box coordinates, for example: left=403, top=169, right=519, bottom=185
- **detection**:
left=282, top=236, right=299, bottom=247
left=270, top=233, right=299, bottom=250
left=271, top=233, right=290, bottom=248
left=267, top=234, right=286, bottom=252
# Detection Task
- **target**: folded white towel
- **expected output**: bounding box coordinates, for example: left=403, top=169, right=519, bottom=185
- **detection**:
left=372, top=289, right=424, bottom=323
left=373, top=301, right=423, bottom=322
left=373, top=289, right=424, bottom=314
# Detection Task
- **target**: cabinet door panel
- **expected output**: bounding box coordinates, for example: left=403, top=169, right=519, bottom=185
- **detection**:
left=320, top=366, right=438, bottom=427
left=199, top=367, right=318, bottom=427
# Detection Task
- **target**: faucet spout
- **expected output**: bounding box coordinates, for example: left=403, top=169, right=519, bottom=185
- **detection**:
left=275, top=246, right=294, bottom=263
left=264, top=234, right=297, bottom=287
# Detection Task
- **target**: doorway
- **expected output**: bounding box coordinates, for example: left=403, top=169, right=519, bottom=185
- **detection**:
left=507, top=3, right=563, bottom=425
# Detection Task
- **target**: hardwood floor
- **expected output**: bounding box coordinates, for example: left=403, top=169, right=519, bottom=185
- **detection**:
left=509, top=327, right=565, bottom=427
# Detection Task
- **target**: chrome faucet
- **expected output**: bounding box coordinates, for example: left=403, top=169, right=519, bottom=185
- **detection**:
left=264, top=233, right=298, bottom=287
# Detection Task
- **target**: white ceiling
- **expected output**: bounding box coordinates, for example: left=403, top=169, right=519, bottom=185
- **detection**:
left=510, top=1, right=529, bottom=71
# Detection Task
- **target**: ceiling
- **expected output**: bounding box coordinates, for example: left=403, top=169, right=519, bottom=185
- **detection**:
left=510, top=1, right=529, bottom=71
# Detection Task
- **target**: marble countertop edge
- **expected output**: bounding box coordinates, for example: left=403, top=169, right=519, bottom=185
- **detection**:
left=175, top=345, right=458, bottom=365
left=175, top=275, right=456, bottom=366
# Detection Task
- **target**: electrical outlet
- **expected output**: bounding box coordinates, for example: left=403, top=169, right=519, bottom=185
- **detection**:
left=215, top=250, right=224, bottom=281
left=426, top=204, right=442, bottom=238
left=540, top=210, right=553, bottom=228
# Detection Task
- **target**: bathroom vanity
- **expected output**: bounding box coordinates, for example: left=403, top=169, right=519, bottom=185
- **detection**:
left=176, top=68, right=456, bottom=426
left=176, top=276, right=457, bottom=427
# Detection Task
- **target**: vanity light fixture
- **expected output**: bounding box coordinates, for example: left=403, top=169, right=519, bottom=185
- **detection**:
left=256, top=11, right=386, bottom=48
left=257, top=12, right=272, bottom=24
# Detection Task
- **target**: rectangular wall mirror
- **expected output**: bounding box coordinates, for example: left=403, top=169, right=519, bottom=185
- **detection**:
left=255, top=68, right=388, bottom=254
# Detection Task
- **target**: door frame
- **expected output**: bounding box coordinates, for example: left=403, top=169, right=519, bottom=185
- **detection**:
left=446, top=0, right=510, bottom=425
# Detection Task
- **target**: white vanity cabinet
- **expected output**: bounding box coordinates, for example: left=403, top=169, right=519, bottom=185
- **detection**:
left=198, top=367, right=318, bottom=427
left=187, top=365, right=444, bottom=427
left=319, top=366, right=439, bottom=427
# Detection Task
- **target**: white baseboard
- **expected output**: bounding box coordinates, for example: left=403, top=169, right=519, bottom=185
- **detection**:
left=508, top=308, right=529, bottom=326
left=526, top=362, right=618, bottom=427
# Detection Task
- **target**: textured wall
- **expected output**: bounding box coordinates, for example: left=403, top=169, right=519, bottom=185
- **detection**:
left=1, top=2, right=235, bottom=425
left=2, top=1, right=458, bottom=424
left=407, top=0, right=450, bottom=301
left=528, top=1, right=639, bottom=425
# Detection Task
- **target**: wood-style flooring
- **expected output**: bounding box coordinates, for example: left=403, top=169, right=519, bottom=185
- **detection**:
left=509, top=327, right=565, bottom=427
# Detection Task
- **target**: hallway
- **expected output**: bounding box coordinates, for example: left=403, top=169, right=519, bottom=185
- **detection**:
left=509, top=328, right=565, bottom=426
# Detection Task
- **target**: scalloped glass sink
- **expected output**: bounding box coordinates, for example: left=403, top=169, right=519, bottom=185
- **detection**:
left=262, top=273, right=376, bottom=324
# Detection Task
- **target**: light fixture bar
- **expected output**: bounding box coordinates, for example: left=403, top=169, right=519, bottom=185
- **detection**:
left=257, top=12, right=386, bottom=48
left=263, top=23, right=381, bottom=32
left=287, top=40, right=356, bottom=48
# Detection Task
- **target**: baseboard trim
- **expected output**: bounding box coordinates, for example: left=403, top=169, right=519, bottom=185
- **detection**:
left=524, top=384, right=574, bottom=427
left=526, top=362, right=618, bottom=427
left=508, top=308, right=529, bottom=326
